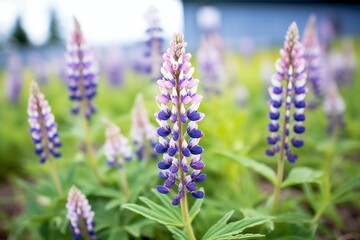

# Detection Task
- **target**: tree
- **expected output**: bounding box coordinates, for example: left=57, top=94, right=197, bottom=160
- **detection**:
left=10, top=16, right=31, bottom=47
left=47, top=9, right=62, bottom=45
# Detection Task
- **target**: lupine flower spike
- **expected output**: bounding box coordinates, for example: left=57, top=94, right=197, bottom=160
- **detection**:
left=66, top=186, right=96, bottom=240
left=27, top=81, right=63, bottom=195
left=323, top=80, right=345, bottom=134
left=267, top=22, right=307, bottom=215
left=104, top=119, right=132, bottom=168
left=5, top=53, right=23, bottom=104
left=65, top=18, right=98, bottom=120
left=155, top=33, right=206, bottom=207
left=104, top=119, right=132, bottom=196
left=66, top=18, right=102, bottom=184
left=144, top=6, right=163, bottom=80
left=266, top=22, right=307, bottom=163
left=131, top=94, right=158, bottom=160
left=302, top=15, right=322, bottom=99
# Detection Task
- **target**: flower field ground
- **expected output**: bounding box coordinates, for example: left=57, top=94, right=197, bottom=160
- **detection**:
left=0, top=37, right=360, bottom=239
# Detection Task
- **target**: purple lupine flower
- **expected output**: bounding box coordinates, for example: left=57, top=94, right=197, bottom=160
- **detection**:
left=266, top=22, right=307, bottom=163
left=66, top=186, right=96, bottom=240
left=154, top=33, right=206, bottom=205
left=197, top=36, right=223, bottom=96
left=130, top=94, right=158, bottom=160
left=27, top=81, right=61, bottom=163
left=104, top=119, right=132, bottom=168
left=143, top=6, right=163, bottom=80
left=65, top=18, right=98, bottom=119
left=5, top=53, right=23, bottom=104
left=104, top=46, right=124, bottom=86
left=323, top=80, right=345, bottom=134
left=302, top=15, right=322, bottom=99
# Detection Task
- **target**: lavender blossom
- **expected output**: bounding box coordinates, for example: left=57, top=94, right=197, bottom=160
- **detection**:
left=154, top=33, right=206, bottom=205
left=143, top=6, right=163, bottom=79
left=5, top=53, right=23, bottom=104
left=323, top=80, right=345, bottom=134
left=104, top=119, right=132, bottom=168
left=266, top=22, right=307, bottom=163
left=130, top=94, right=158, bottom=160
left=302, top=15, right=322, bottom=99
left=66, top=186, right=96, bottom=240
left=27, top=81, right=61, bottom=163
left=197, top=36, right=223, bottom=96
left=65, top=18, right=98, bottom=119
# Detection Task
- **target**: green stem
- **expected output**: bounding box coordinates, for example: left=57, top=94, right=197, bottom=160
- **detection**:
left=48, top=156, right=63, bottom=197
left=271, top=146, right=285, bottom=215
left=181, top=193, right=196, bottom=240
left=271, top=76, right=290, bottom=215
left=311, top=125, right=338, bottom=224
left=82, top=114, right=103, bottom=185
left=119, top=167, right=130, bottom=198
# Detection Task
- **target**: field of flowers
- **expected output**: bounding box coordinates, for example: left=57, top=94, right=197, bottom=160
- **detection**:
left=0, top=14, right=360, bottom=240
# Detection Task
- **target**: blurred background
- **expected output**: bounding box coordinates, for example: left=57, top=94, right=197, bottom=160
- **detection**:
left=0, top=0, right=359, bottom=238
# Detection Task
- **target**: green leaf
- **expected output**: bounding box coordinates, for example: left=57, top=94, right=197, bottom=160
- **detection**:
left=202, top=210, right=234, bottom=240
left=214, top=151, right=276, bottom=185
left=166, top=226, right=188, bottom=240
left=282, top=167, right=322, bottom=187
left=140, top=196, right=183, bottom=223
left=331, top=174, right=360, bottom=204
left=150, top=189, right=182, bottom=222
left=124, top=219, right=153, bottom=238
left=122, top=195, right=183, bottom=227
left=202, top=210, right=268, bottom=240
left=189, top=190, right=204, bottom=222
left=302, top=183, right=318, bottom=210
left=216, top=233, right=265, bottom=239
left=105, top=198, right=124, bottom=210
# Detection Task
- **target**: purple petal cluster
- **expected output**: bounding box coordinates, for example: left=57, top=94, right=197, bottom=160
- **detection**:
left=104, top=120, right=132, bottom=168
left=131, top=94, right=158, bottom=160
left=66, top=186, right=96, bottom=240
left=5, top=53, right=23, bottom=104
left=154, top=33, right=206, bottom=205
left=323, top=80, right=345, bottom=134
left=65, top=19, right=98, bottom=119
left=302, top=15, right=322, bottom=98
left=27, top=81, right=61, bottom=163
left=266, top=22, right=307, bottom=163
left=143, top=6, right=163, bottom=79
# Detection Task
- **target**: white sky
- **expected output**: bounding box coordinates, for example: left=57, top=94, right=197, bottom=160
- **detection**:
left=0, top=0, right=184, bottom=46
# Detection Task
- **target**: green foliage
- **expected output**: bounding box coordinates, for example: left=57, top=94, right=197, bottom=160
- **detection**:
left=201, top=210, right=268, bottom=240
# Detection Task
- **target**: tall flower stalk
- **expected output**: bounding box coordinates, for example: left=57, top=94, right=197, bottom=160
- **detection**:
left=65, top=18, right=102, bottom=184
left=104, top=119, right=132, bottom=197
left=154, top=33, right=206, bottom=240
left=27, top=81, right=63, bottom=196
left=144, top=6, right=163, bottom=80
left=302, top=15, right=322, bottom=99
left=265, top=22, right=307, bottom=214
left=131, top=94, right=158, bottom=160
left=66, top=186, right=96, bottom=240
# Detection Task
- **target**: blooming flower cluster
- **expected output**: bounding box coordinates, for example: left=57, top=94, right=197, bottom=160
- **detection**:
left=323, top=80, right=346, bottom=134
left=302, top=15, right=322, bottom=98
left=154, top=33, right=206, bottom=205
left=27, top=81, right=61, bottom=163
left=65, top=18, right=98, bottom=119
left=131, top=94, right=158, bottom=160
left=104, top=119, right=132, bottom=168
left=66, top=186, right=96, bottom=240
left=143, top=6, right=163, bottom=79
left=266, top=22, right=307, bottom=163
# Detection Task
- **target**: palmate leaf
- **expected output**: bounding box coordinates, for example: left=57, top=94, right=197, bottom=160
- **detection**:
left=202, top=210, right=268, bottom=240
left=122, top=190, right=183, bottom=227
left=331, top=174, right=360, bottom=204
left=167, top=226, right=188, bottom=240
left=214, top=151, right=276, bottom=185
left=282, top=167, right=322, bottom=187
